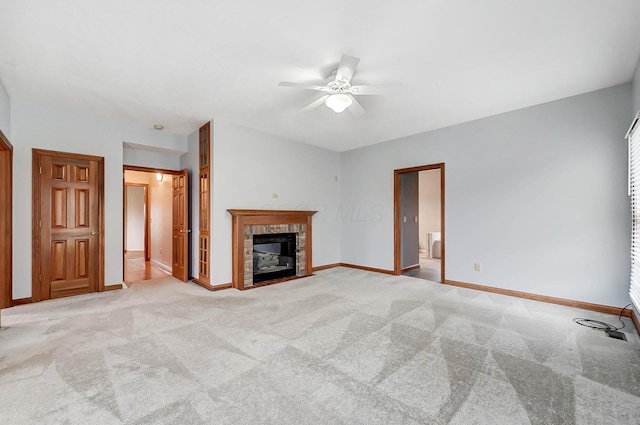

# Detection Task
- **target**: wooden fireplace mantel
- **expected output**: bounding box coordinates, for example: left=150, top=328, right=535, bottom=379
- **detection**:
left=227, top=209, right=317, bottom=289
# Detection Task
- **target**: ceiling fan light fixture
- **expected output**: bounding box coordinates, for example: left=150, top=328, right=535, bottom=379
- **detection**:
left=325, top=94, right=352, bottom=113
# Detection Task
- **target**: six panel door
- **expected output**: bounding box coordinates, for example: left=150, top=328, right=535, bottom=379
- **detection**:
left=172, top=169, right=189, bottom=282
left=40, top=154, right=100, bottom=299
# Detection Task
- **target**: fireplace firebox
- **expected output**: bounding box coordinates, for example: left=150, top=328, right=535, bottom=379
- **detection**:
left=252, top=233, right=297, bottom=284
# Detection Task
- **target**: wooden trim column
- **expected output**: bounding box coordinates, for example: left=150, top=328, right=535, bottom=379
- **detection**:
left=193, top=122, right=211, bottom=286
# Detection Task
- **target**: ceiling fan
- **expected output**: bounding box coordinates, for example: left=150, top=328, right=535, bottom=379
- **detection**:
left=278, top=54, right=398, bottom=116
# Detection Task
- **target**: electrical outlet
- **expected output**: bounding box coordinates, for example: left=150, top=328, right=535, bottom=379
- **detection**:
left=474, top=262, right=482, bottom=272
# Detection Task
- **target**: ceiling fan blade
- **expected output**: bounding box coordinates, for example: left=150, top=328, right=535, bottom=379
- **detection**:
left=349, top=84, right=401, bottom=95
left=279, top=81, right=327, bottom=91
left=335, top=54, right=360, bottom=83
left=302, top=95, right=329, bottom=111
left=348, top=95, right=366, bottom=116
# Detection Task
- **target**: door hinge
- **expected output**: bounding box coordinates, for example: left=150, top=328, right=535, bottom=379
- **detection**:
left=39, top=220, right=42, bottom=228
left=38, top=273, right=42, bottom=282
left=39, top=166, right=42, bottom=175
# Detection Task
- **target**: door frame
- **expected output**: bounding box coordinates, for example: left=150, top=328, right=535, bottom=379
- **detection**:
left=123, top=165, right=187, bottom=281
left=32, top=149, right=105, bottom=302
left=393, top=163, right=445, bottom=282
left=0, top=129, right=12, bottom=308
left=124, top=183, right=150, bottom=261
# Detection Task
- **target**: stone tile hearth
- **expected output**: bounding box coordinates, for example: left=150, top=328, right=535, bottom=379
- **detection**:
left=243, top=223, right=307, bottom=287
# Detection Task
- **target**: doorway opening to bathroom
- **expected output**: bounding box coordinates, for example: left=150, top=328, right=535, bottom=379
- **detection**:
left=394, top=163, right=444, bottom=283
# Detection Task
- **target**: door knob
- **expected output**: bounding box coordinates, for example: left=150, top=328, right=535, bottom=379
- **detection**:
left=89, top=231, right=98, bottom=235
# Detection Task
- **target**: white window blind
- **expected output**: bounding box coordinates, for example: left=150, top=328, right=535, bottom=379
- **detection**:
left=628, top=111, right=640, bottom=312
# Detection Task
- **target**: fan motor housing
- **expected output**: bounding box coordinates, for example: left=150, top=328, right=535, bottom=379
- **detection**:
left=327, top=80, right=350, bottom=94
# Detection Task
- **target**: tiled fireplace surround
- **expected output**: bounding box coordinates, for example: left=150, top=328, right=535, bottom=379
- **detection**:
left=227, top=210, right=317, bottom=290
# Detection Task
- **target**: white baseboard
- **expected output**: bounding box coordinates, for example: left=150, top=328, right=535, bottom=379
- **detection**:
left=150, top=259, right=172, bottom=273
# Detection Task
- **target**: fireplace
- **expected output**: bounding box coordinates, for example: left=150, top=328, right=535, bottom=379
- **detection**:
left=227, top=209, right=317, bottom=289
left=253, top=233, right=297, bottom=283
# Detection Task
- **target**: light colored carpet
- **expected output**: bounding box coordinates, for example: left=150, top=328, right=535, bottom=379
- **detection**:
left=1, top=267, right=640, bottom=424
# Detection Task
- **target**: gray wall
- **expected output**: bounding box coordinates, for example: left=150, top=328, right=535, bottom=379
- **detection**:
left=210, top=119, right=341, bottom=285
left=400, top=172, right=419, bottom=268
left=341, top=84, right=632, bottom=307
left=124, top=147, right=182, bottom=170
left=0, top=76, right=10, bottom=137
left=633, top=56, right=640, bottom=115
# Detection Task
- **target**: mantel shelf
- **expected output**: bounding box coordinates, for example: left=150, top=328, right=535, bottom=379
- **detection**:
left=227, top=209, right=317, bottom=217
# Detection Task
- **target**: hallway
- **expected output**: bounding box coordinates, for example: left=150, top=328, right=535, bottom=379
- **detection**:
left=124, top=251, right=170, bottom=284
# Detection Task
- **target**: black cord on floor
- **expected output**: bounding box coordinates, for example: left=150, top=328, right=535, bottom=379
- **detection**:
left=573, top=302, right=633, bottom=331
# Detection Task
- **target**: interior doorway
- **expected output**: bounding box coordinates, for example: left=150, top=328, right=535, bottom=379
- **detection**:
left=123, top=166, right=189, bottom=284
left=394, top=163, right=445, bottom=283
left=0, top=129, right=12, bottom=308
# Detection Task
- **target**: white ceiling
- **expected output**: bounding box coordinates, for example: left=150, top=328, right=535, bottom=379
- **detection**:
left=1, top=0, right=640, bottom=152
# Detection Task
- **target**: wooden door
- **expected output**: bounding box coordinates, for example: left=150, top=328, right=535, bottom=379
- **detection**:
left=35, top=151, right=103, bottom=300
left=0, top=130, right=12, bottom=309
left=172, top=169, right=189, bottom=281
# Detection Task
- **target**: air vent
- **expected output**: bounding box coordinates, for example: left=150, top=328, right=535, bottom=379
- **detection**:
left=605, top=330, right=627, bottom=341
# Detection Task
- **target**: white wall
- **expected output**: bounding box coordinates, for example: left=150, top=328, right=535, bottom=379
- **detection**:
left=341, top=84, right=631, bottom=307
left=148, top=174, right=172, bottom=268
left=418, top=170, right=441, bottom=250
left=124, top=170, right=150, bottom=185
left=10, top=101, right=188, bottom=298
left=125, top=186, right=145, bottom=251
left=0, top=77, right=10, bottom=137
left=209, top=119, right=341, bottom=285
